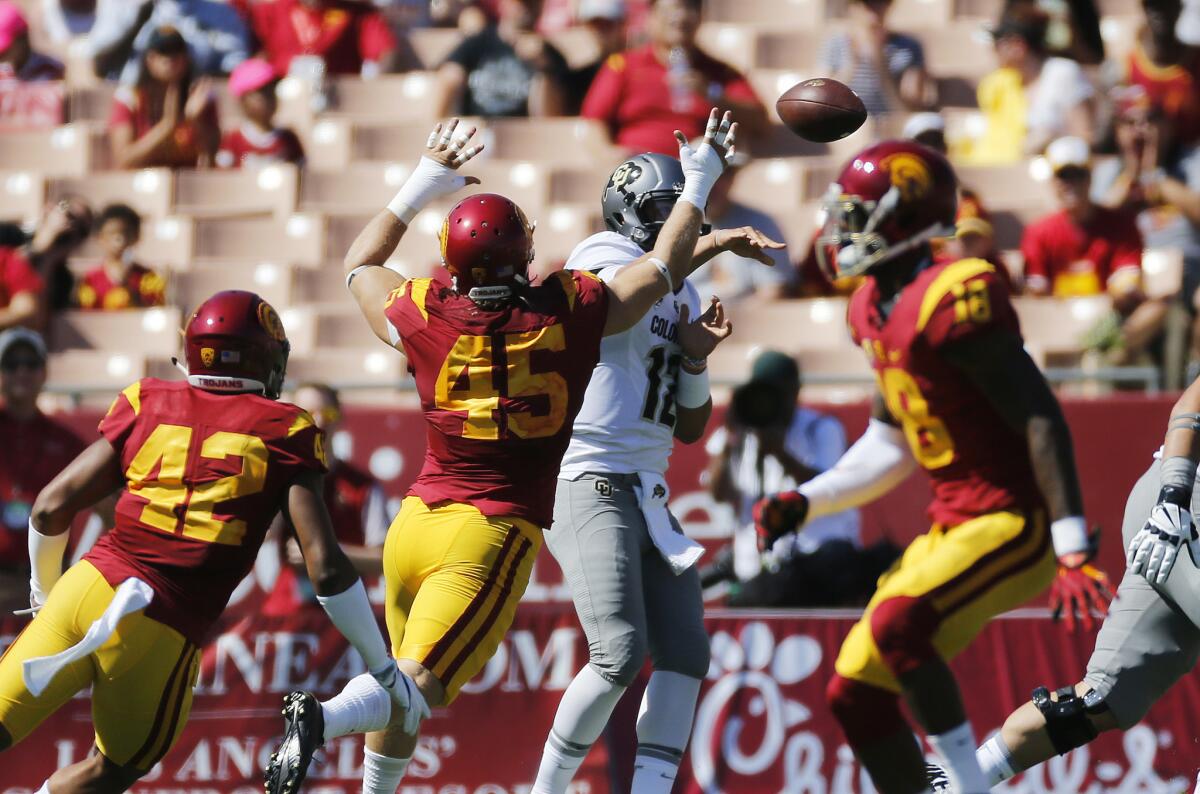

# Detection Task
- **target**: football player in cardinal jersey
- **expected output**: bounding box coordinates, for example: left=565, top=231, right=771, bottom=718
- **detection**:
left=530, top=152, right=781, bottom=794
left=265, top=112, right=738, bottom=794
left=753, top=141, right=1111, bottom=794
left=0, top=290, right=410, bottom=794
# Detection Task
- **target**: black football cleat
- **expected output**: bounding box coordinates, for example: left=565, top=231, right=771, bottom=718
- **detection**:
left=264, top=691, right=324, bottom=794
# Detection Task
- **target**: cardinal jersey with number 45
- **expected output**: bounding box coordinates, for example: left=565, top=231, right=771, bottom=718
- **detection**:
left=85, top=378, right=328, bottom=644
left=384, top=270, right=609, bottom=527
left=847, top=258, right=1041, bottom=526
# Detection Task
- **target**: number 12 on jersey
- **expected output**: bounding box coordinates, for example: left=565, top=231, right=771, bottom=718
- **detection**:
left=642, top=345, right=681, bottom=427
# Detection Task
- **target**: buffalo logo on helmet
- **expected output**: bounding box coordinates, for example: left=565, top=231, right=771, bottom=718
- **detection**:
left=201, top=347, right=216, bottom=367
left=256, top=301, right=286, bottom=342
left=880, top=152, right=933, bottom=201
left=609, top=162, right=643, bottom=198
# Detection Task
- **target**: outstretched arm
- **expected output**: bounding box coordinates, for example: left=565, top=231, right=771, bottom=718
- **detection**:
left=602, top=110, right=743, bottom=336
left=344, top=119, right=485, bottom=345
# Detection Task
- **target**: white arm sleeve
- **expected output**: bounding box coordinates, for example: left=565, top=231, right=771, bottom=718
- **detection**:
left=798, top=419, right=916, bottom=520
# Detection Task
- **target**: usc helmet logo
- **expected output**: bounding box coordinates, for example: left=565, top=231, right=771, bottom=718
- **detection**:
left=439, top=215, right=450, bottom=261
left=257, top=301, right=287, bottom=342
left=201, top=347, right=216, bottom=367
left=880, top=152, right=933, bottom=201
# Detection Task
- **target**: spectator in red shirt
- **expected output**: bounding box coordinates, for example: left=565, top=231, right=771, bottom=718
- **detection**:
left=581, top=0, right=765, bottom=155
left=0, top=328, right=84, bottom=611
left=1022, top=136, right=1168, bottom=362
left=243, top=0, right=397, bottom=78
left=0, top=244, right=43, bottom=332
left=216, top=58, right=304, bottom=168
left=0, top=1, right=64, bottom=81
left=75, top=203, right=166, bottom=311
left=108, top=26, right=221, bottom=169
left=1120, top=0, right=1200, bottom=147
left=267, top=382, right=387, bottom=611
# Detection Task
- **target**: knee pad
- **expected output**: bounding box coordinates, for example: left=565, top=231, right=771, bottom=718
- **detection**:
left=1032, top=686, right=1106, bottom=755
left=825, top=674, right=906, bottom=748
left=869, top=595, right=940, bottom=677
left=653, top=629, right=710, bottom=680
left=591, top=632, right=648, bottom=687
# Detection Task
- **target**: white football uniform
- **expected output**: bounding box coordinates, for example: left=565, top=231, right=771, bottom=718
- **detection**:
left=559, top=232, right=701, bottom=478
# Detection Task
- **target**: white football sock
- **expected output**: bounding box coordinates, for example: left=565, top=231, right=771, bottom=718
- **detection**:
left=631, top=671, right=701, bottom=794
left=321, top=673, right=392, bottom=740
left=928, top=722, right=989, bottom=793
left=977, top=734, right=1018, bottom=785
left=531, top=665, right=625, bottom=794
left=362, top=747, right=410, bottom=794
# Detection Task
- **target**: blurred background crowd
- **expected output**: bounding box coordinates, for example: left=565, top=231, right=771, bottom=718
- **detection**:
left=0, top=0, right=1197, bottom=607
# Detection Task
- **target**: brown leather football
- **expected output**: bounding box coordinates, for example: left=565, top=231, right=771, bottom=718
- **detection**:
left=776, top=78, right=868, bottom=143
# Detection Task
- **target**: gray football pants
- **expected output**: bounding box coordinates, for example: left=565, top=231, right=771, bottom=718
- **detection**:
left=1082, top=458, right=1200, bottom=727
left=545, top=473, right=710, bottom=687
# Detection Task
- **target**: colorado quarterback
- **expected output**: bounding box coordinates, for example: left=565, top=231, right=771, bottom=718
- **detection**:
left=265, top=111, right=738, bottom=794
left=754, top=141, right=1111, bottom=794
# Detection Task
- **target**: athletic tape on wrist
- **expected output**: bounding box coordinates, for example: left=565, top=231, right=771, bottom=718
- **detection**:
left=649, top=257, right=673, bottom=294
left=676, top=366, right=710, bottom=409
left=1160, top=455, right=1197, bottom=494
left=1050, top=516, right=1089, bottom=557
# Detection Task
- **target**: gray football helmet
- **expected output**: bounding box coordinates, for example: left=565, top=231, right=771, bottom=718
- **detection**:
left=601, top=153, right=685, bottom=252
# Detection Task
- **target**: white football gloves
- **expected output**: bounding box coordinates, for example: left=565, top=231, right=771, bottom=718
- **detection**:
left=385, top=118, right=484, bottom=225
left=1128, top=501, right=1199, bottom=585
left=676, top=108, right=737, bottom=209
left=370, top=660, right=430, bottom=734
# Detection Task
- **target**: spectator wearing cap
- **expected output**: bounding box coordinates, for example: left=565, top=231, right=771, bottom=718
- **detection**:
left=1023, top=136, right=1168, bottom=362
left=702, top=350, right=871, bottom=606
left=435, top=0, right=570, bottom=117
left=1115, top=0, right=1200, bottom=148
left=243, top=0, right=397, bottom=78
left=75, top=203, right=165, bottom=310
left=216, top=58, right=304, bottom=169
left=118, top=0, right=250, bottom=82
left=0, top=234, right=43, bottom=332
left=967, top=7, right=1095, bottom=164
left=1093, top=88, right=1200, bottom=357
left=0, top=2, right=64, bottom=81
left=688, top=146, right=793, bottom=301
left=561, top=0, right=626, bottom=114
left=582, top=0, right=765, bottom=155
left=109, top=26, right=220, bottom=169
left=817, top=0, right=932, bottom=115
left=0, top=328, right=84, bottom=611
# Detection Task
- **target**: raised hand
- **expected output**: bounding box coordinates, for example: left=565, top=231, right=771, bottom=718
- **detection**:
left=425, top=118, right=485, bottom=170
left=677, top=297, right=733, bottom=361
left=714, top=226, right=785, bottom=266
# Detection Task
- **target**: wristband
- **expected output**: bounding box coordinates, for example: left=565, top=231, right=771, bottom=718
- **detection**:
left=1159, top=455, right=1196, bottom=507
left=28, top=522, right=68, bottom=601
left=1050, top=515, right=1089, bottom=558
left=679, top=175, right=717, bottom=209
left=385, top=156, right=461, bottom=225
left=676, top=366, right=710, bottom=409
left=649, top=257, right=673, bottom=294
left=681, top=354, right=707, bottom=371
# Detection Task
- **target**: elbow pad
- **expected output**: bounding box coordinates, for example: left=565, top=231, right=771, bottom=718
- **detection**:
left=799, top=419, right=916, bottom=520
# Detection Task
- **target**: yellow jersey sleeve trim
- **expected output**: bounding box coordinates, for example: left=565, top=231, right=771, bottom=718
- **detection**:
left=120, top=381, right=142, bottom=416
left=288, top=409, right=316, bottom=437
left=916, top=258, right=995, bottom=333
left=409, top=278, right=432, bottom=323
left=553, top=270, right=580, bottom=311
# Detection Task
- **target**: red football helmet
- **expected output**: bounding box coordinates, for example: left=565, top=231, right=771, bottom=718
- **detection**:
left=817, top=140, right=958, bottom=280
left=439, top=193, right=534, bottom=303
left=183, top=290, right=289, bottom=399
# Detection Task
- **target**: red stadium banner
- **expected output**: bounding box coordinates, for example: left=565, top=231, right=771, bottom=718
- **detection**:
left=2, top=605, right=1197, bottom=793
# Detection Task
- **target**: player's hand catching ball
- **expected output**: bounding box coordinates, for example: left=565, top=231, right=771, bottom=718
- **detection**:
left=752, top=491, right=809, bottom=551
left=1048, top=564, right=1112, bottom=632
left=712, top=226, right=785, bottom=266
left=1128, top=500, right=1199, bottom=584
left=677, top=297, right=732, bottom=363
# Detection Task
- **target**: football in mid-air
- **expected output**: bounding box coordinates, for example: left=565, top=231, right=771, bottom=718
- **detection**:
left=776, top=79, right=868, bottom=143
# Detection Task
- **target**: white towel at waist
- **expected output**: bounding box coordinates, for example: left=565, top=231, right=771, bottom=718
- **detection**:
left=23, top=577, right=154, bottom=696
left=634, top=472, right=705, bottom=575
